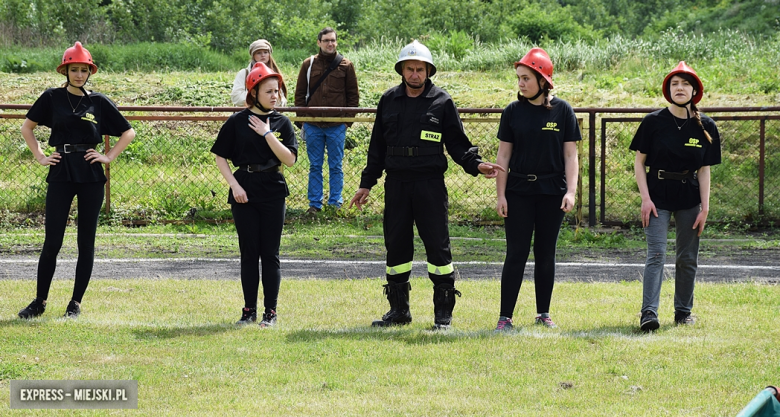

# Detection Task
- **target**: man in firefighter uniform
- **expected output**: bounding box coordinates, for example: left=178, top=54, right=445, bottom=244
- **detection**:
left=349, top=40, right=504, bottom=330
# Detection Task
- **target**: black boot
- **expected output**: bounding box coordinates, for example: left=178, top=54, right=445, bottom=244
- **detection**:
left=432, top=284, right=461, bottom=330
left=371, top=281, right=412, bottom=327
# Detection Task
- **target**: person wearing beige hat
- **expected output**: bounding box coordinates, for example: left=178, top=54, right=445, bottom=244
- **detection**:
left=231, top=39, right=287, bottom=107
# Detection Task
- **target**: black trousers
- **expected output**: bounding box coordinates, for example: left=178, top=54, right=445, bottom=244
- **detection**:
left=500, top=193, right=565, bottom=317
left=231, top=198, right=285, bottom=312
left=383, top=178, right=454, bottom=286
left=37, top=181, right=104, bottom=303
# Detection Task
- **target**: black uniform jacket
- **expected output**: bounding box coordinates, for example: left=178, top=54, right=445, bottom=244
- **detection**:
left=359, top=80, right=483, bottom=189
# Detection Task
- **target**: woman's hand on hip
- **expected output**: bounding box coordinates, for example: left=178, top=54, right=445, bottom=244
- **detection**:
left=37, top=152, right=61, bottom=166
left=85, top=149, right=112, bottom=164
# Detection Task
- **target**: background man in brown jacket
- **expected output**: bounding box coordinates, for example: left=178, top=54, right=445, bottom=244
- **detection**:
left=294, top=27, right=359, bottom=214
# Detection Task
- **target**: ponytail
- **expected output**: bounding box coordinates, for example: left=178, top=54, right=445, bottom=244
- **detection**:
left=690, top=102, right=712, bottom=143
left=542, top=90, right=552, bottom=110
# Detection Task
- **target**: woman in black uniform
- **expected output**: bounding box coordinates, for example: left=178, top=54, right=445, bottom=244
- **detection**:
left=211, top=62, right=297, bottom=327
left=494, top=48, right=581, bottom=331
left=630, top=62, right=721, bottom=332
left=18, top=42, right=136, bottom=319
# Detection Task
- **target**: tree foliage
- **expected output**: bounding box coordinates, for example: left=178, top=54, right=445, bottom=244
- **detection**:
left=1, top=0, right=777, bottom=51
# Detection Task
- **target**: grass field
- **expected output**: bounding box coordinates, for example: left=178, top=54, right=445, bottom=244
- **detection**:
left=1, top=221, right=779, bottom=414
left=1, top=278, right=778, bottom=416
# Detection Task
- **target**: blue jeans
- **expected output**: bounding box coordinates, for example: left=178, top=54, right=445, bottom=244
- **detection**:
left=641, top=205, right=701, bottom=315
left=304, top=123, right=346, bottom=208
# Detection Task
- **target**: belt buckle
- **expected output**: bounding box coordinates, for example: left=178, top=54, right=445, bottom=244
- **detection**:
left=406, top=147, right=417, bottom=157
left=527, top=174, right=537, bottom=182
left=246, top=165, right=254, bottom=173
left=63, top=144, right=74, bottom=154
left=657, top=170, right=665, bottom=180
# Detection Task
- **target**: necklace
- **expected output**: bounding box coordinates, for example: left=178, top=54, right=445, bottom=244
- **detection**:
left=672, top=114, right=689, bottom=131
left=66, top=91, right=85, bottom=113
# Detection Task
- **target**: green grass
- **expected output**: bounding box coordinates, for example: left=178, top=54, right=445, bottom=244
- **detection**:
left=4, top=219, right=779, bottom=266
left=1, top=278, right=778, bottom=415
left=0, top=219, right=654, bottom=262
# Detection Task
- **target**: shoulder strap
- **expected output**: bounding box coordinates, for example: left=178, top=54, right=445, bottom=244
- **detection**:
left=305, top=55, right=315, bottom=101
left=305, top=53, right=344, bottom=106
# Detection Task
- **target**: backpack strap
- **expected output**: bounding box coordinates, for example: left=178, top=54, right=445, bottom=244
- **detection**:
left=305, top=53, right=344, bottom=106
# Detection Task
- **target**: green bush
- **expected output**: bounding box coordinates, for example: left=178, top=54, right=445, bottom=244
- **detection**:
left=427, top=31, right=476, bottom=61
left=88, top=43, right=242, bottom=72
left=0, top=56, right=45, bottom=73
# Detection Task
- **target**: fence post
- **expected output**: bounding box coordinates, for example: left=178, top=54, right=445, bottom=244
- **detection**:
left=759, top=119, right=765, bottom=216
left=104, top=134, right=111, bottom=215
left=588, top=111, right=596, bottom=227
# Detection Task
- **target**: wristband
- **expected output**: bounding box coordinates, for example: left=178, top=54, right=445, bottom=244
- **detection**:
left=263, top=131, right=273, bottom=138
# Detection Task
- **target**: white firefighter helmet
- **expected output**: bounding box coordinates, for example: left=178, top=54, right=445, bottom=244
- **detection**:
left=395, top=40, right=436, bottom=77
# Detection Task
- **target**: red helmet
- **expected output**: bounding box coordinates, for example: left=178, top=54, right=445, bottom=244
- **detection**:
left=663, top=61, right=703, bottom=105
left=56, top=42, right=98, bottom=75
left=514, top=47, right=554, bottom=89
left=245, top=62, right=283, bottom=106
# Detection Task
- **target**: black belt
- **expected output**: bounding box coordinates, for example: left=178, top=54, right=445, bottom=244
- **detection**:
left=652, top=168, right=697, bottom=181
left=56, top=144, right=97, bottom=153
left=238, top=164, right=280, bottom=173
left=386, top=146, right=443, bottom=157
left=509, top=171, right=562, bottom=182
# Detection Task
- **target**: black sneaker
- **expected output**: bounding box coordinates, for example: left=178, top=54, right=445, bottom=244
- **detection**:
left=674, top=311, right=696, bottom=326
left=236, top=308, right=257, bottom=325
left=18, top=298, right=46, bottom=319
left=63, top=300, right=81, bottom=318
left=259, top=310, right=277, bottom=328
left=640, top=310, right=660, bottom=332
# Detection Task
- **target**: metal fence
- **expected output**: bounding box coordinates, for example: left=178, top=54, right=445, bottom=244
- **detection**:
left=1, top=104, right=779, bottom=226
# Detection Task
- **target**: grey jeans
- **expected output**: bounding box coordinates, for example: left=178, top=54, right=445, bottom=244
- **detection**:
left=641, top=205, right=701, bottom=315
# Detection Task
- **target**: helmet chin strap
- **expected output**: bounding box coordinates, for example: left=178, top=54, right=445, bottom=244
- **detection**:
left=518, top=79, right=545, bottom=101
left=670, top=87, right=695, bottom=109
left=672, top=99, right=692, bottom=109
left=66, top=72, right=93, bottom=102
left=254, top=102, right=273, bottom=112
left=252, top=85, right=273, bottom=113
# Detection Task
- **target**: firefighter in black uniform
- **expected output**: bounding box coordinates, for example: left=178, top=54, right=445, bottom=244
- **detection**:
left=349, top=40, right=504, bottom=330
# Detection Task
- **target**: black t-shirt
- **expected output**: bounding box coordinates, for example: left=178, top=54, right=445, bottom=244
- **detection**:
left=629, top=108, right=721, bottom=211
left=497, top=97, right=582, bottom=195
left=26, top=88, right=132, bottom=183
left=211, top=109, right=298, bottom=204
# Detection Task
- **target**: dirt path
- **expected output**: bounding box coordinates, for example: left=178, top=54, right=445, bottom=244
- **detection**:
left=2, top=247, right=779, bottom=282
